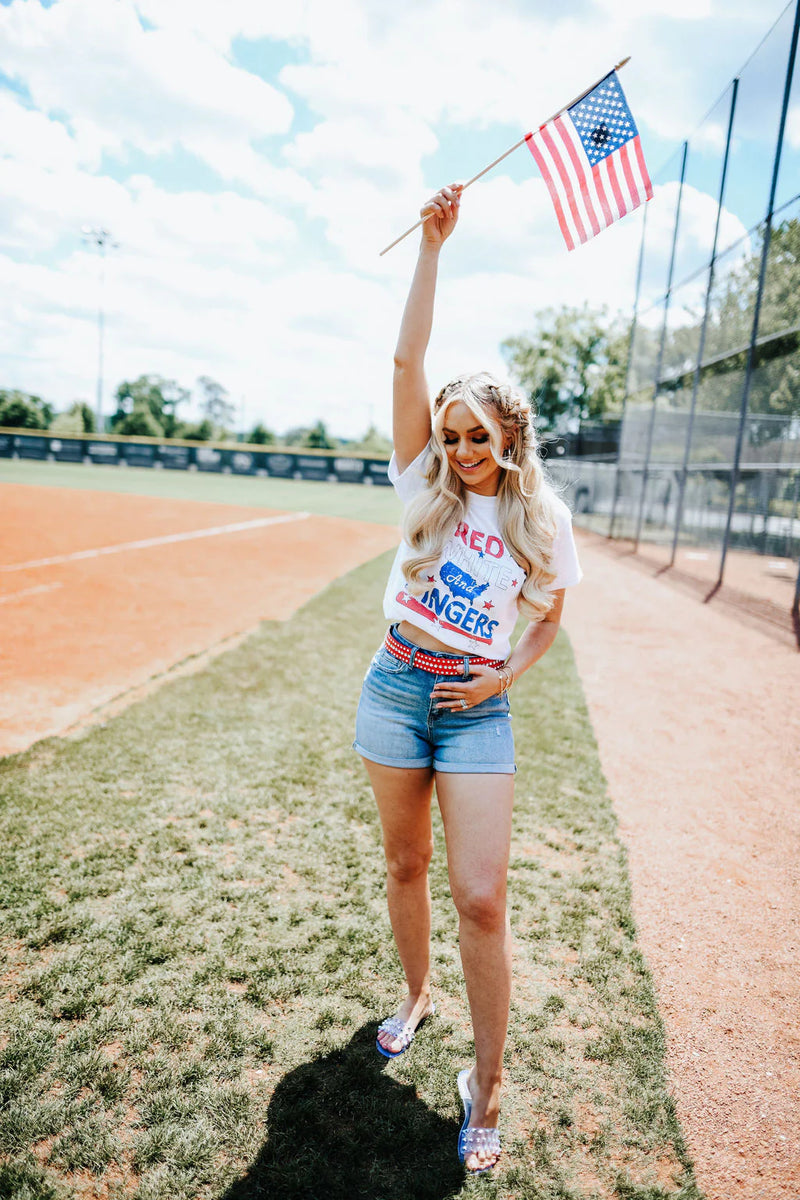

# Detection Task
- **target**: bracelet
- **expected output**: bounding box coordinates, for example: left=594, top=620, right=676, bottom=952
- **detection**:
left=496, top=665, right=514, bottom=696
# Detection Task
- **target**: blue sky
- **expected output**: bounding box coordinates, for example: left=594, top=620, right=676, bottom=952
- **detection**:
left=0, top=0, right=795, bottom=436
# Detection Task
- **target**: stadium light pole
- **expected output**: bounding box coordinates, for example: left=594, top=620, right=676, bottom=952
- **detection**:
left=81, top=226, right=118, bottom=433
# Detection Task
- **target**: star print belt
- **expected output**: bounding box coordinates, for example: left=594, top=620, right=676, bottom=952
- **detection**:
left=384, top=630, right=505, bottom=677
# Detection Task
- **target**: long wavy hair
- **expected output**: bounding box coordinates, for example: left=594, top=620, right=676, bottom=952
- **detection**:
left=401, top=373, right=560, bottom=622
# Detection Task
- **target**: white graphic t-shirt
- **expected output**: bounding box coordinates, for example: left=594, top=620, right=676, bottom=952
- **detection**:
left=383, top=443, right=583, bottom=660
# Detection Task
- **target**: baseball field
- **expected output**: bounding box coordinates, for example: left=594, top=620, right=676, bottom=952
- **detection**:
left=0, top=459, right=729, bottom=1199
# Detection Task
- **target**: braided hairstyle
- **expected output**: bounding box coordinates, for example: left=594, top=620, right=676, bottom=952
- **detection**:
left=402, top=372, right=560, bottom=622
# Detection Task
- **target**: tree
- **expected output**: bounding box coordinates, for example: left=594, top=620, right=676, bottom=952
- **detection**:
left=180, top=418, right=214, bottom=442
left=197, top=376, right=235, bottom=431
left=502, top=306, right=629, bottom=431
left=282, top=422, right=337, bottom=449
left=114, top=408, right=165, bottom=438
left=647, top=214, right=800, bottom=439
left=351, top=424, right=393, bottom=455
left=0, top=389, right=54, bottom=429
left=303, top=420, right=336, bottom=449
left=248, top=422, right=275, bottom=445
left=112, top=375, right=189, bottom=437
left=50, top=401, right=96, bottom=434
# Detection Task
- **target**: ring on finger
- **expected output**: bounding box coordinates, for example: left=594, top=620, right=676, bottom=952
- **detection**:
left=459, top=698, right=468, bottom=710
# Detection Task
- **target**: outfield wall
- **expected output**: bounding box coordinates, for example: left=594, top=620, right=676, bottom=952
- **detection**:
left=0, top=428, right=393, bottom=485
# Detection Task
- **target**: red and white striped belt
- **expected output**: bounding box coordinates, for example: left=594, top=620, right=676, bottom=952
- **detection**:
left=384, top=629, right=504, bottom=676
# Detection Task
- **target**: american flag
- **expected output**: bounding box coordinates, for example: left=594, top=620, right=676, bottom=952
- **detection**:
left=526, top=71, right=652, bottom=252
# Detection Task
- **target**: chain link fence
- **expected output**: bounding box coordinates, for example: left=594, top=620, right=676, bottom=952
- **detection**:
left=553, top=1, right=800, bottom=630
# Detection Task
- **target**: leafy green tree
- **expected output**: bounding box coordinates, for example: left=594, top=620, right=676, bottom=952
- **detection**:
left=114, top=408, right=164, bottom=438
left=248, top=422, right=275, bottom=445
left=112, top=375, right=189, bottom=437
left=51, top=401, right=96, bottom=434
left=703, top=216, right=799, bottom=420
left=0, top=389, right=54, bottom=429
left=502, top=306, right=628, bottom=430
left=351, top=424, right=393, bottom=455
left=303, top=420, right=336, bottom=450
left=649, top=215, right=799, bottom=440
left=283, top=422, right=337, bottom=449
left=179, top=418, right=214, bottom=441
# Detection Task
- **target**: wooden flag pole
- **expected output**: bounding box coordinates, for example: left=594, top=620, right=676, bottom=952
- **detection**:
left=379, top=56, right=631, bottom=256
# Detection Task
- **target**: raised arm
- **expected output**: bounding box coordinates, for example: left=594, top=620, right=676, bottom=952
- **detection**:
left=392, top=184, right=461, bottom=472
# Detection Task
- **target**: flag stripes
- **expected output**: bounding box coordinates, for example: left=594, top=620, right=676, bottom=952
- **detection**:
left=526, top=84, right=652, bottom=252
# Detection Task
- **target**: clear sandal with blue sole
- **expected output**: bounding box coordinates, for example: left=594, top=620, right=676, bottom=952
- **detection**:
left=375, top=1002, right=436, bottom=1058
left=457, top=1068, right=502, bottom=1173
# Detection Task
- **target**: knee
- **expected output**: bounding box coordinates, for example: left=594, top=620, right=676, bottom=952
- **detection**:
left=385, top=841, right=433, bottom=884
left=453, top=883, right=507, bottom=932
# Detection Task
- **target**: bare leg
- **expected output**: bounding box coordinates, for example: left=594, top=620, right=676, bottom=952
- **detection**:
left=436, top=771, right=514, bottom=1171
left=361, top=759, right=436, bottom=1052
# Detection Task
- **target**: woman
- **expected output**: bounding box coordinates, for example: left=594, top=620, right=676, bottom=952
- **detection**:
left=354, top=184, right=582, bottom=1173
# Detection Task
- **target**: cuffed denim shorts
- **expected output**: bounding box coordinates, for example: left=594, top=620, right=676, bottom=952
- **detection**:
left=353, top=625, right=515, bottom=774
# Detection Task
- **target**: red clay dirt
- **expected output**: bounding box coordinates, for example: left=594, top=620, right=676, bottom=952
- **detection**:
left=563, top=529, right=800, bottom=1200
left=0, top=483, right=398, bottom=756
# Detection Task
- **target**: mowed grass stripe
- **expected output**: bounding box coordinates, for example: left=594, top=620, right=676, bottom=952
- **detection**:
left=0, top=460, right=403, bottom=525
left=0, top=552, right=703, bottom=1200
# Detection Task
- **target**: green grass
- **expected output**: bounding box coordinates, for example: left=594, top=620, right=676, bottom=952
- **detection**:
left=0, top=551, right=703, bottom=1200
left=0, top=459, right=402, bottom=524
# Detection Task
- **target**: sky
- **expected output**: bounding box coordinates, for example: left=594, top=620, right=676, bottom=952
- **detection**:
left=0, top=0, right=796, bottom=437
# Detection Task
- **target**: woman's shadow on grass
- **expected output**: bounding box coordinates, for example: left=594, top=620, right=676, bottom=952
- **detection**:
left=222, top=1022, right=465, bottom=1200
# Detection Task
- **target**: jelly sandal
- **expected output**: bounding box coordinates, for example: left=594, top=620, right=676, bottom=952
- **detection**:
left=375, top=1002, right=436, bottom=1058
left=457, top=1068, right=501, bottom=1173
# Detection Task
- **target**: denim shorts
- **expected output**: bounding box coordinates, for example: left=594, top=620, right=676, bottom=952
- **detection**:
left=353, top=626, right=515, bottom=774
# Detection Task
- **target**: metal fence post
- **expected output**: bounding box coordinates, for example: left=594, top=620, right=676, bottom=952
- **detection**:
left=670, top=80, right=739, bottom=567
left=608, top=204, right=648, bottom=539
left=718, top=0, right=800, bottom=587
left=633, top=141, right=689, bottom=550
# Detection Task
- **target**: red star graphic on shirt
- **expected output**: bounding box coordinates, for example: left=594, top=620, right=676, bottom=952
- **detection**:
left=483, top=600, right=494, bottom=611
left=511, top=579, right=519, bottom=587
left=427, top=575, right=435, bottom=582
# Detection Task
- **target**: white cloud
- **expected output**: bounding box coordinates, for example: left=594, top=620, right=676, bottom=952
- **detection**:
left=0, top=0, right=789, bottom=441
left=0, top=92, right=86, bottom=171
left=0, top=0, right=293, bottom=166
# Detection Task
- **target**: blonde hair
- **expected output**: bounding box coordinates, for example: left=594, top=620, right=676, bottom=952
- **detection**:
left=402, top=373, right=560, bottom=622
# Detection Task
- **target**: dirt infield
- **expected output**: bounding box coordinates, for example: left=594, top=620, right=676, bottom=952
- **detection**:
left=635, top=538, right=798, bottom=640
left=564, top=529, right=800, bottom=1200
left=0, top=483, right=398, bottom=756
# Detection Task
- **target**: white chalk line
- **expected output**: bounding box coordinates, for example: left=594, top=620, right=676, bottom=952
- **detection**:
left=0, top=581, right=64, bottom=604
left=1, top=512, right=312, bottom=573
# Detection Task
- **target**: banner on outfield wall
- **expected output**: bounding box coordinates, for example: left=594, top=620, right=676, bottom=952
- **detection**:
left=333, top=457, right=365, bottom=482
left=296, top=455, right=330, bottom=481
left=194, top=446, right=225, bottom=472
left=231, top=451, right=257, bottom=475
left=365, top=459, right=391, bottom=485
left=86, top=441, right=120, bottom=464
left=122, top=442, right=155, bottom=468
left=51, top=438, right=83, bottom=462
left=16, top=435, right=49, bottom=460
left=263, top=453, right=296, bottom=477
left=158, top=444, right=191, bottom=469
